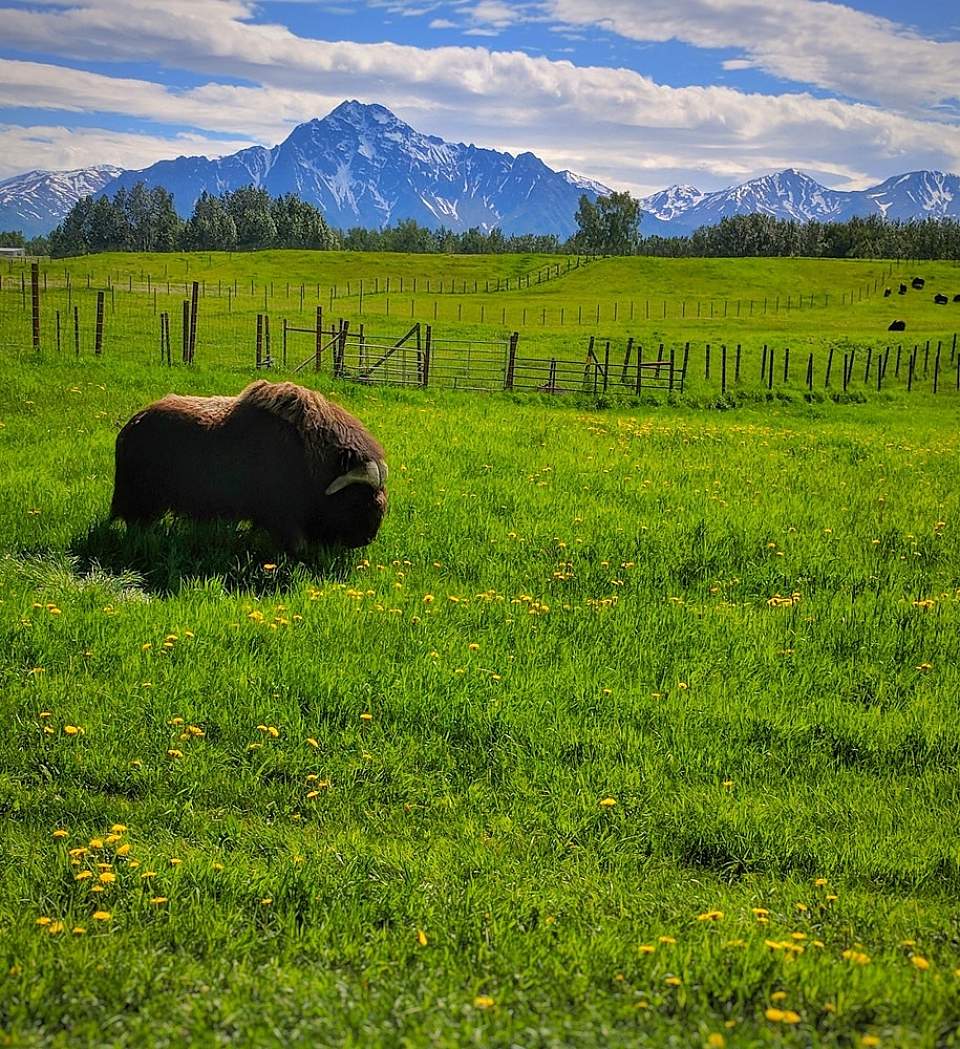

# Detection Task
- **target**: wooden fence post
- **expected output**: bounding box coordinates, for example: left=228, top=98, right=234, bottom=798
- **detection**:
left=181, top=300, right=190, bottom=362
left=721, top=344, right=727, bottom=394
left=74, top=305, right=80, bottom=356
left=256, top=313, right=263, bottom=368
left=321, top=306, right=329, bottom=371
left=189, top=281, right=199, bottom=363
left=825, top=347, right=834, bottom=387
left=94, top=290, right=105, bottom=356
left=505, top=331, right=518, bottom=390
left=806, top=353, right=813, bottom=391
left=422, top=324, right=432, bottom=388
left=31, top=262, right=40, bottom=352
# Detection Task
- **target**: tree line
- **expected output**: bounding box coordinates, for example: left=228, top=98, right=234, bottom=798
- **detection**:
left=5, top=183, right=960, bottom=260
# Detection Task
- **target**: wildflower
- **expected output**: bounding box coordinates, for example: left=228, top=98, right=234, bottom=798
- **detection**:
left=306, top=737, right=319, bottom=748
left=75, top=871, right=92, bottom=881
left=467, top=643, right=479, bottom=652
left=110, top=824, right=127, bottom=834
left=166, top=749, right=183, bottom=759
left=360, top=713, right=373, bottom=721
left=861, top=1037, right=881, bottom=1047
left=98, top=872, right=116, bottom=884
left=72, top=927, right=86, bottom=935
left=766, top=1008, right=800, bottom=1024
left=116, top=844, right=131, bottom=857
left=149, top=897, right=168, bottom=906
left=842, top=949, right=871, bottom=965
left=169, top=858, right=182, bottom=866
left=722, top=780, right=734, bottom=789
left=263, top=563, right=277, bottom=572
left=697, top=910, right=724, bottom=921
left=140, top=871, right=157, bottom=879
left=795, top=902, right=808, bottom=912
left=707, top=1035, right=726, bottom=1048
left=814, top=878, right=828, bottom=887
left=260, top=898, right=273, bottom=906
left=599, top=797, right=617, bottom=807
left=417, top=929, right=428, bottom=946
left=47, top=921, right=65, bottom=935
left=659, top=935, right=676, bottom=944
left=92, top=911, right=112, bottom=921
left=64, top=725, right=82, bottom=736
left=911, top=955, right=930, bottom=971
left=35, top=917, right=52, bottom=926
left=638, top=945, right=655, bottom=954
left=473, top=996, right=495, bottom=1009
left=52, top=828, right=68, bottom=839
left=665, top=976, right=682, bottom=986
left=88, top=838, right=103, bottom=849
left=212, top=863, right=224, bottom=872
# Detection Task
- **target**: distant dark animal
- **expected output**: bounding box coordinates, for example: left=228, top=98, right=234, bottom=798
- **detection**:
left=898, top=284, right=907, bottom=294
left=934, top=294, right=949, bottom=305
left=912, top=277, right=925, bottom=289
left=888, top=320, right=906, bottom=331
left=883, top=287, right=891, bottom=297
left=111, top=380, right=388, bottom=552
left=954, top=294, right=960, bottom=303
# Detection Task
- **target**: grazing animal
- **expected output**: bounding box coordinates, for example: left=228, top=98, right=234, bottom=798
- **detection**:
left=954, top=294, right=960, bottom=303
left=111, top=380, right=388, bottom=552
left=898, top=283, right=907, bottom=294
left=883, top=287, right=891, bottom=297
left=888, top=320, right=906, bottom=331
left=912, top=277, right=925, bottom=289
left=934, top=294, right=949, bottom=305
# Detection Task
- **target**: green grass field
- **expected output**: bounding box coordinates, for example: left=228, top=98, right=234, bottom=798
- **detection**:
left=4, top=253, right=960, bottom=401
left=3, top=252, right=960, bottom=1046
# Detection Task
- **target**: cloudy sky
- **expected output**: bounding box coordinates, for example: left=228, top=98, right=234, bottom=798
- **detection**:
left=0, top=0, right=959, bottom=194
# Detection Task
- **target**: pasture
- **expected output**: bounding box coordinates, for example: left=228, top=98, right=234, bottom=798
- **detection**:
left=2, top=252, right=960, bottom=1046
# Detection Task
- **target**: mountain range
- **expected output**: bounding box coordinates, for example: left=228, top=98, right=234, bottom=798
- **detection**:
left=0, top=101, right=958, bottom=239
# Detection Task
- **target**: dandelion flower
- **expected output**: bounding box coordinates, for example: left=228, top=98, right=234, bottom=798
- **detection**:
left=98, top=872, right=116, bottom=884
left=911, top=955, right=930, bottom=971
left=707, top=1035, right=726, bottom=1048
left=659, top=935, right=676, bottom=944
left=697, top=910, right=724, bottom=921
left=72, top=927, right=86, bottom=935
left=75, top=871, right=92, bottom=881
left=52, top=829, right=68, bottom=839
left=35, top=917, right=52, bottom=926
left=665, top=976, right=682, bottom=986
left=638, top=945, right=655, bottom=954
left=360, top=713, right=373, bottom=721
left=64, top=725, right=82, bottom=736
left=92, top=911, right=112, bottom=921
left=167, top=749, right=183, bottom=759
left=149, top=897, right=168, bottom=906
left=473, top=995, right=494, bottom=1009
left=861, top=1037, right=881, bottom=1047
left=417, top=929, right=428, bottom=946
left=599, top=797, right=617, bottom=808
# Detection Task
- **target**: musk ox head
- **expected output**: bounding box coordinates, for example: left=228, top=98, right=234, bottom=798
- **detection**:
left=111, top=380, right=388, bottom=552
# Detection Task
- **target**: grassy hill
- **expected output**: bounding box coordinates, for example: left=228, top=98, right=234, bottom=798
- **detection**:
left=3, top=254, right=960, bottom=1045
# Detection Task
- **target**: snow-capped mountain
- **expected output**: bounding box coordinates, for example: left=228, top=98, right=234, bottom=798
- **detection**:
left=641, top=168, right=960, bottom=235
left=0, top=165, right=122, bottom=237
left=97, top=102, right=612, bottom=238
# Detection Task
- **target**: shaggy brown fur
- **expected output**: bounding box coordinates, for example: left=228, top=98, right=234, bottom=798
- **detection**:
left=111, top=380, right=387, bottom=551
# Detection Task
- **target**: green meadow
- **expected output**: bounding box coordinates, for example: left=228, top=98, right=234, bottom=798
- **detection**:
left=2, top=251, right=960, bottom=1046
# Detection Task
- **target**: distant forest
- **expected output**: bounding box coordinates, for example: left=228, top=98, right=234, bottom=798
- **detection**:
left=4, top=182, right=960, bottom=260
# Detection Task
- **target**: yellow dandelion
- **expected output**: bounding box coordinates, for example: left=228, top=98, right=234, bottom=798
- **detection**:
left=52, top=828, right=68, bottom=839
left=697, top=910, right=724, bottom=921
left=861, top=1037, right=881, bottom=1048
left=92, top=910, right=112, bottom=921
left=47, top=921, right=65, bottom=935
left=72, top=926, right=86, bottom=935
left=417, top=929, right=428, bottom=947
left=169, top=858, right=182, bottom=866
left=166, top=749, right=183, bottom=759
left=659, top=935, right=677, bottom=944
left=638, top=944, right=655, bottom=954
left=665, top=976, right=682, bottom=986
left=707, top=1035, right=726, bottom=1049
left=842, top=949, right=871, bottom=965
left=260, top=898, right=273, bottom=906
left=212, top=862, right=224, bottom=872
left=35, top=916, right=52, bottom=926
left=149, top=897, right=168, bottom=906
left=116, top=843, right=131, bottom=857
left=911, top=955, right=930, bottom=971
left=263, top=563, right=277, bottom=572
left=814, top=877, right=828, bottom=887
left=473, top=995, right=494, bottom=1009
left=88, top=838, right=103, bottom=849
left=63, top=725, right=82, bottom=736
left=75, top=871, right=92, bottom=881
left=98, top=871, right=116, bottom=884
left=360, top=713, right=373, bottom=721
left=599, top=797, right=617, bottom=807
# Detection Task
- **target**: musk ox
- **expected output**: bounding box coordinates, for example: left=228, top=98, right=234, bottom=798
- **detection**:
left=883, top=287, right=891, bottom=297
left=888, top=320, right=906, bottom=331
left=934, top=293, right=949, bottom=305
left=912, top=277, right=925, bottom=289
left=111, top=380, right=388, bottom=552
left=898, top=283, right=907, bottom=294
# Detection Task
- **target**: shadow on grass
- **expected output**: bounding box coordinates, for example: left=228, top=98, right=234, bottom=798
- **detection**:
left=66, top=517, right=356, bottom=596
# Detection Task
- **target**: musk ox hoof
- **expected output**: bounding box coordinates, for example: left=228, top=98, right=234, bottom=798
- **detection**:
left=111, top=381, right=388, bottom=550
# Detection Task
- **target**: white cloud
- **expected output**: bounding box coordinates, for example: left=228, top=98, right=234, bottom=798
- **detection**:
left=0, top=0, right=958, bottom=194
left=0, top=123, right=255, bottom=179
left=547, top=0, right=960, bottom=114
left=429, top=18, right=456, bottom=28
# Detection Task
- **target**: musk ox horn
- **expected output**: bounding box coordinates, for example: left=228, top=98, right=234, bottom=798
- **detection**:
left=325, top=459, right=388, bottom=496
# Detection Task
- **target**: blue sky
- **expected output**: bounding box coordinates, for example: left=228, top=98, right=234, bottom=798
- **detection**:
left=0, top=0, right=958, bottom=195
